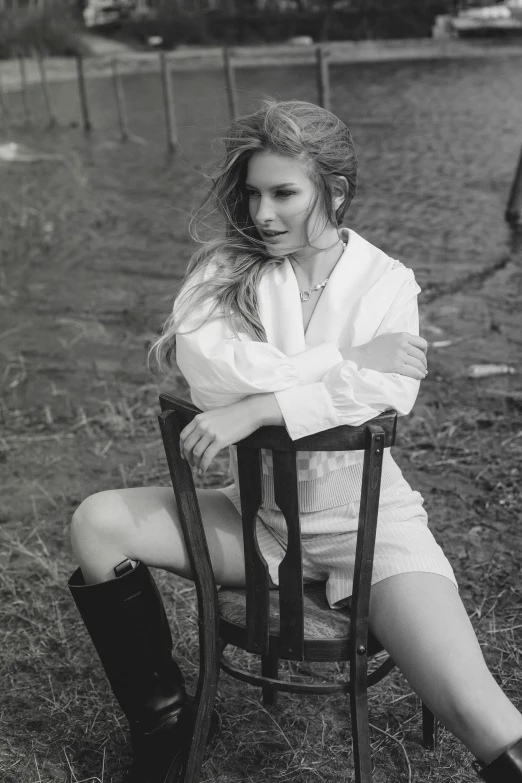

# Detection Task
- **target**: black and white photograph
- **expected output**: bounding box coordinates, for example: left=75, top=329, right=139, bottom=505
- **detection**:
left=1, top=1, right=522, bottom=781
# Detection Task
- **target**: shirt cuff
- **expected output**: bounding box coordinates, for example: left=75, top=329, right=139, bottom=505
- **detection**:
left=274, top=382, right=340, bottom=440
left=290, top=343, right=343, bottom=386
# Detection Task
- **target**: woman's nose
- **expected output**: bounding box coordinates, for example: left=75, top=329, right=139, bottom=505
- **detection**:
left=254, top=196, right=275, bottom=224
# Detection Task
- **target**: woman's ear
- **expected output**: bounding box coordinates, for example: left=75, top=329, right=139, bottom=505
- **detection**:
left=330, top=175, right=349, bottom=213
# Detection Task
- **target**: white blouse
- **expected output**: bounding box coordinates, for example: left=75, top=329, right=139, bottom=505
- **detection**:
left=174, top=227, right=421, bottom=441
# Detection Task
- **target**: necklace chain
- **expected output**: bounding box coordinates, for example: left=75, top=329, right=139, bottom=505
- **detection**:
left=299, top=279, right=329, bottom=302
left=298, top=240, right=346, bottom=302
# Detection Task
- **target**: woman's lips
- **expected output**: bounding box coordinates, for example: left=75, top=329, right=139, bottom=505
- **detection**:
left=261, top=230, right=287, bottom=241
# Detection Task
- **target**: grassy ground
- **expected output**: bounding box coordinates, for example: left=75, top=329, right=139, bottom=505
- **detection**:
left=1, top=58, right=522, bottom=782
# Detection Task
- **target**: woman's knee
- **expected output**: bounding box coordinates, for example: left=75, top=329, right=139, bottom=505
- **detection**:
left=70, top=490, right=130, bottom=555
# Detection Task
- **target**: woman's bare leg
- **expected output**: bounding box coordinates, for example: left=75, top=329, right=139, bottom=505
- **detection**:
left=70, top=487, right=245, bottom=586
left=368, top=572, right=522, bottom=765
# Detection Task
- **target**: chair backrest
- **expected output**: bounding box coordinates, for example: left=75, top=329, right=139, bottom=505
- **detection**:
left=158, top=392, right=397, bottom=663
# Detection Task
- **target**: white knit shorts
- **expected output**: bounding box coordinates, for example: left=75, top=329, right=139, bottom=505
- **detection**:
left=216, top=476, right=458, bottom=609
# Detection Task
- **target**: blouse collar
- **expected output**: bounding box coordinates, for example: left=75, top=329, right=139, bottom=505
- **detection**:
left=257, top=227, right=358, bottom=354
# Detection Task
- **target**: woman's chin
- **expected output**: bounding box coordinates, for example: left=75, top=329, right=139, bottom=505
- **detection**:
left=265, top=243, right=289, bottom=258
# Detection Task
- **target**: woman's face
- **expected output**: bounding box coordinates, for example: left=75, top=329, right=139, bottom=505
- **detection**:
left=246, top=150, right=337, bottom=258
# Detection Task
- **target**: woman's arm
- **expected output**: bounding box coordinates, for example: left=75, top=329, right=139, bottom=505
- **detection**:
left=175, top=320, right=343, bottom=411
left=179, top=274, right=425, bottom=468
left=173, top=266, right=344, bottom=411
left=179, top=392, right=282, bottom=472
left=273, top=278, right=425, bottom=440
left=344, top=333, right=427, bottom=378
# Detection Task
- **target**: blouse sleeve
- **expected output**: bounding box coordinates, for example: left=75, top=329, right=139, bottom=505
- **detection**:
left=273, top=277, right=422, bottom=440
left=175, top=308, right=343, bottom=411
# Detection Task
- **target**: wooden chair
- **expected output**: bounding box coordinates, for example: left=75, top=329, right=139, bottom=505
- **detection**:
left=158, top=391, right=438, bottom=783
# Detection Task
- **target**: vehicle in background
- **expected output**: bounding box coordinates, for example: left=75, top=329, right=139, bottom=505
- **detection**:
left=83, top=0, right=153, bottom=29
left=450, top=1, right=522, bottom=36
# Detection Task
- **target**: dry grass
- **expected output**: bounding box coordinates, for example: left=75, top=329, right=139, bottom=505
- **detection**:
left=1, top=60, right=522, bottom=782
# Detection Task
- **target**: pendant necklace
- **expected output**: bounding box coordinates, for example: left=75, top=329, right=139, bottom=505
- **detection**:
left=298, top=239, right=347, bottom=302
left=299, top=279, right=329, bottom=302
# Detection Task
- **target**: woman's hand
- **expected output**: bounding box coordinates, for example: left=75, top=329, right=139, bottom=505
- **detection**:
left=179, top=394, right=282, bottom=474
left=346, top=332, right=428, bottom=380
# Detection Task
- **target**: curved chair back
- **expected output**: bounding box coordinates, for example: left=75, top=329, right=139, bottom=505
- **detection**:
left=158, top=392, right=397, bottom=662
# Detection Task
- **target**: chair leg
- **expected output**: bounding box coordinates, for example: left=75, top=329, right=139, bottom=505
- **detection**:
left=350, top=666, right=373, bottom=783
left=182, top=648, right=221, bottom=783
left=261, top=653, right=279, bottom=707
left=422, top=702, right=438, bottom=750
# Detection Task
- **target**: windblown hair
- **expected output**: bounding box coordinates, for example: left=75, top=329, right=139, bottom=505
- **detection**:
left=149, top=98, right=358, bottom=375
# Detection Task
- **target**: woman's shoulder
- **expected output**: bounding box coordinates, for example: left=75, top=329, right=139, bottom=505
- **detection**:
left=173, top=254, right=228, bottom=328
left=347, top=230, right=420, bottom=310
left=350, top=229, right=415, bottom=283
left=185, top=252, right=230, bottom=286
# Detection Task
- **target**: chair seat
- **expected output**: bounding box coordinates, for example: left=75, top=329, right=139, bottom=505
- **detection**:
left=218, top=582, right=383, bottom=660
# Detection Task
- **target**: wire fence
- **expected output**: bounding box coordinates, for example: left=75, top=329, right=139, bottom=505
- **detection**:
left=0, top=45, right=333, bottom=141
left=1, top=43, right=521, bottom=224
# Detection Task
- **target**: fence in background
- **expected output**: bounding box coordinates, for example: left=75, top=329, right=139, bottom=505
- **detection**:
left=0, top=44, right=521, bottom=225
left=0, top=45, right=332, bottom=143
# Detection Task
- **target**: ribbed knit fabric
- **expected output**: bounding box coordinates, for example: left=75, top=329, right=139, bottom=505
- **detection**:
left=217, top=475, right=459, bottom=608
left=227, top=445, right=403, bottom=515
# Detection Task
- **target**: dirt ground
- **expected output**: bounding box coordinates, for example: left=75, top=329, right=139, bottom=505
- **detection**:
left=1, top=58, right=522, bottom=782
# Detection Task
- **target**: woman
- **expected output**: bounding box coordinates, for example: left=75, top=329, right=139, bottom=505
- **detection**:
left=68, top=99, right=522, bottom=783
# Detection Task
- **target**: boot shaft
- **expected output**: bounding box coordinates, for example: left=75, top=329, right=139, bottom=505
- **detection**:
left=68, top=561, right=186, bottom=730
left=476, top=738, right=522, bottom=782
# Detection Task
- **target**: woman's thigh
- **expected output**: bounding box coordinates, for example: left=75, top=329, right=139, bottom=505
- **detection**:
left=368, top=572, right=490, bottom=712
left=71, top=486, right=246, bottom=586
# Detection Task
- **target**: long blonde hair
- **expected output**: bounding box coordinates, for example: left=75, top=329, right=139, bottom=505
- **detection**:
left=149, top=98, right=358, bottom=375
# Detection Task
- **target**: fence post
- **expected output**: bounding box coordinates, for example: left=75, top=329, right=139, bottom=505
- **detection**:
left=76, top=55, right=92, bottom=132
left=159, top=51, right=177, bottom=155
left=18, top=55, right=31, bottom=124
left=35, top=51, right=56, bottom=128
left=505, top=142, right=522, bottom=227
left=111, top=59, right=130, bottom=142
left=223, top=47, right=238, bottom=121
left=0, top=71, right=10, bottom=121
left=316, top=45, right=331, bottom=112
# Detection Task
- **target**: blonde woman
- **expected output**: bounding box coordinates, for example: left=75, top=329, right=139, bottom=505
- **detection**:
left=68, top=100, right=522, bottom=783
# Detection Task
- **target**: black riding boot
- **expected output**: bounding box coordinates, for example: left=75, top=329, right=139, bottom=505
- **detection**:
left=68, top=559, right=193, bottom=783
left=474, top=738, right=522, bottom=782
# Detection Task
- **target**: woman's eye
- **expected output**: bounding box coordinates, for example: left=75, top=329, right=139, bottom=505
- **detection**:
left=246, top=190, right=294, bottom=198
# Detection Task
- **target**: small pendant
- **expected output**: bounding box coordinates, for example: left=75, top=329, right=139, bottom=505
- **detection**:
left=300, top=278, right=328, bottom=302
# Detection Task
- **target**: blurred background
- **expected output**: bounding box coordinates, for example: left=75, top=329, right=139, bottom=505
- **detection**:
left=2, top=0, right=522, bottom=53
left=1, top=2, right=521, bottom=782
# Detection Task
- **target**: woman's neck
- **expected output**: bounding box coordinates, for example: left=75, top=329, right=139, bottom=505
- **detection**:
left=289, top=228, right=348, bottom=288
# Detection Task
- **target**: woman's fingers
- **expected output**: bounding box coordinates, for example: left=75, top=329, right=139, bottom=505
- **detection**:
left=179, top=420, right=197, bottom=460
left=405, top=355, right=427, bottom=374
left=189, top=434, right=223, bottom=474
left=406, top=334, right=428, bottom=353
left=180, top=416, right=211, bottom=466
left=402, top=366, right=425, bottom=380
left=406, top=345, right=428, bottom=370
left=400, top=359, right=427, bottom=380
left=181, top=430, right=208, bottom=468
left=180, top=427, right=219, bottom=473
left=199, top=441, right=223, bottom=474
